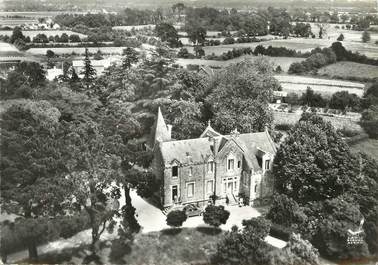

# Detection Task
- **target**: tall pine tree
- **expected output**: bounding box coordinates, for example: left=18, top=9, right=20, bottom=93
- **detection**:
left=81, top=48, right=96, bottom=90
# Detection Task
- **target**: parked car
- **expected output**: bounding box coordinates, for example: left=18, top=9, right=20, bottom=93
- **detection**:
left=167, top=204, right=203, bottom=217
left=183, top=204, right=203, bottom=217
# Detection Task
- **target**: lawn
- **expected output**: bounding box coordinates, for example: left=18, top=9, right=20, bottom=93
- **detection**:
left=176, top=55, right=304, bottom=72
left=317, top=62, right=378, bottom=80
left=30, top=227, right=224, bottom=265
left=275, top=75, right=365, bottom=97
left=350, top=138, right=378, bottom=159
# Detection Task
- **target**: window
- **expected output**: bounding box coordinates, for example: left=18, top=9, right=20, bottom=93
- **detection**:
left=172, top=166, right=178, bottom=178
left=265, top=159, right=271, bottom=170
left=172, top=185, right=178, bottom=202
left=207, top=180, right=214, bottom=194
left=254, top=184, right=258, bottom=193
left=227, top=159, right=234, bottom=170
left=237, top=161, right=241, bottom=168
left=189, top=167, right=193, bottom=176
left=187, top=183, right=195, bottom=198
left=208, top=161, right=214, bottom=173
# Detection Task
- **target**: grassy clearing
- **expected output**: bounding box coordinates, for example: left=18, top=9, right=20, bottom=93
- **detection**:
left=350, top=138, right=378, bottom=159
left=34, top=227, right=223, bottom=265
left=275, top=75, right=365, bottom=97
left=176, top=55, right=304, bottom=72
left=317, top=62, right=378, bottom=80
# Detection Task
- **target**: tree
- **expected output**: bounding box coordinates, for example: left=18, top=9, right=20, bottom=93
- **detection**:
left=213, top=217, right=271, bottom=265
left=361, top=31, right=371, bottom=43
left=46, top=49, right=55, bottom=59
left=329, top=91, right=360, bottom=112
left=300, top=87, right=327, bottom=107
left=81, top=48, right=97, bottom=90
left=267, top=194, right=306, bottom=228
left=203, top=205, right=230, bottom=228
left=360, top=105, right=378, bottom=139
left=122, top=47, right=139, bottom=70
left=166, top=210, right=187, bottom=228
left=331, top=42, right=348, bottom=61
left=59, top=33, right=69, bottom=43
left=193, top=45, right=205, bottom=57
left=32, top=33, right=48, bottom=43
left=206, top=58, right=279, bottom=134
left=0, top=101, right=71, bottom=261
left=10, top=26, right=25, bottom=43
left=63, top=120, right=120, bottom=261
left=69, top=34, right=81, bottom=42
left=185, top=24, right=206, bottom=46
left=155, top=22, right=180, bottom=48
left=337, top=33, right=344, bottom=41
left=293, top=23, right=312, bottom=37
left=1, top=61, right=46, bottom=97
left=309, top=196, right=370, bottom=260
left=272, top=113, right=359, bottom=204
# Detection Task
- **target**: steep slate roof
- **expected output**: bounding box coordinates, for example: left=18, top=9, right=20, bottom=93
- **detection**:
left=159, top=130, right=276, bottom=169
left=155, top=108, right=277, bottom=169
left=159, top=137, right=214, bottom=165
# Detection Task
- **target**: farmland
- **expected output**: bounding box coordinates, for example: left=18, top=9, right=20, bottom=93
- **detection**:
left=0, top=30, right=87, bottom=38
left=317, top=61, right=378, bottom=80
left=176, top=55, right=305, bottom=72
left=184, top=23, right=378, bottom=59
left=273, top=111, right=363, bottom=132
left=275, top=75, right=365, bottom=97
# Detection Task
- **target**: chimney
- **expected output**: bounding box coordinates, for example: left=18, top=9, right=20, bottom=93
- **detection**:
left=167, top=124, right=172, bottom=139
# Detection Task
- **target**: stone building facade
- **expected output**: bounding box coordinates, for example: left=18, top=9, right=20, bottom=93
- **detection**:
left=150, top=108, right=277, bottom=208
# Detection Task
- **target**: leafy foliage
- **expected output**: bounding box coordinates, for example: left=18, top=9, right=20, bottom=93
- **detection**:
left=206, top=58, right=279, bottom=134
left=166, top=210, right=187, bottom=228
left=203, top=205, right=230, bottom=228
left=212, top=217, right=271, bottom=265
left=273, top=113, right=359, bottom=203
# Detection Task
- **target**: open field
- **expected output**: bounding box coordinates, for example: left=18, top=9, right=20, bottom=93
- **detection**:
left=273, top=111, right=363, bottom=132
left=0, top=30, right=87, bottom=38
left=176, top=55, right=304, bottom=72
left=186, top=37, right=378, bottom=59
left=317, top=62, right=378, bottom=80
left=350, top=138, right=378, bottom=159
left=275, top=75, right=365, bottom=97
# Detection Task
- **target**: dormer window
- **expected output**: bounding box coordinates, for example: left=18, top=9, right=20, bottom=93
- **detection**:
left=227, top=159, right=234, bottom=171
left=172, top=166, right=178, bottom=178
left=208, top=161, right=214, bottom=173
left=265, top=159, right=271, bottom=170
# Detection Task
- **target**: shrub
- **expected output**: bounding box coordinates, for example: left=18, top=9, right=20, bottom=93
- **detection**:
left=166, top=210, right=187, bottom=228
left=203, top=205, right=230, bottom=227
left=222, top=37, right=235, bottom=45
left=269, top=223, right=294, bottom=241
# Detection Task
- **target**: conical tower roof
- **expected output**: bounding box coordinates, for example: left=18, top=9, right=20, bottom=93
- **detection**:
left=148, top=107, right=171, bottom=148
